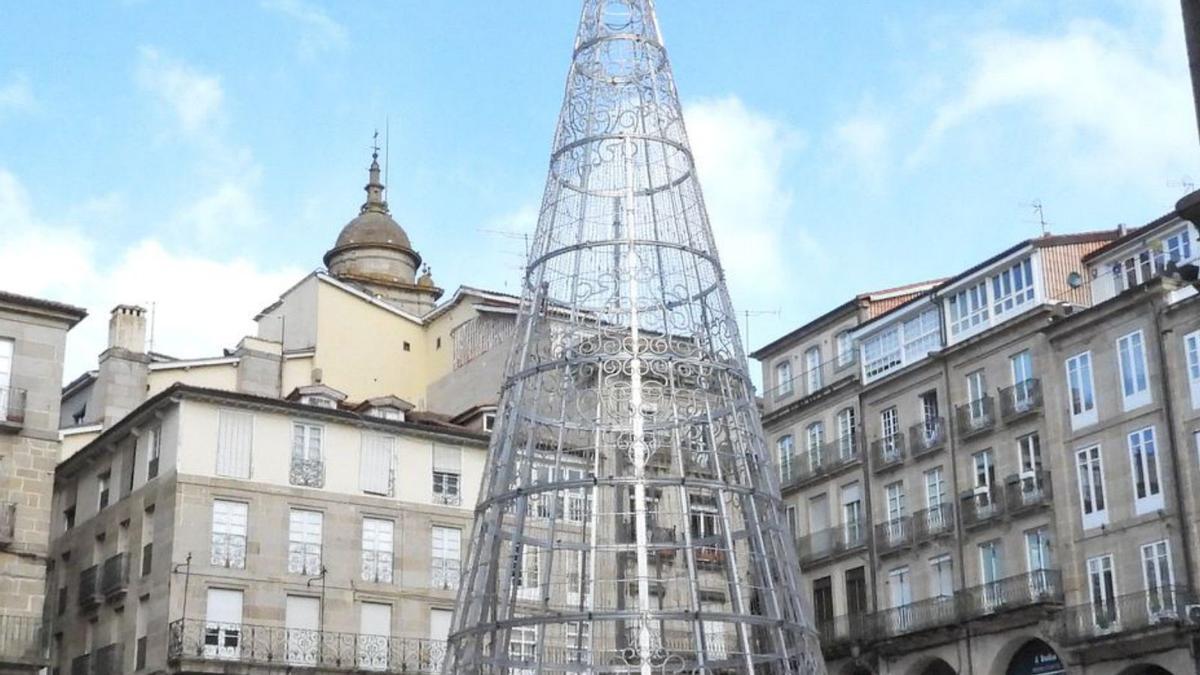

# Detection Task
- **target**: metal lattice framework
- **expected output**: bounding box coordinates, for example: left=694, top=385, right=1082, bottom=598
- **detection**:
left=446, top=1, right=824, bottom=673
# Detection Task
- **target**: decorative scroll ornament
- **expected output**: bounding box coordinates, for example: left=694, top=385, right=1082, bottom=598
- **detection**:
left=445, top=1, right=826, bottom=673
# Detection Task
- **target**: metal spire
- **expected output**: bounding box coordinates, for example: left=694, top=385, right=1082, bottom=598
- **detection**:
left=445, top=1, right=825, bottom=673
left=363, top=129, right=387, bottom=212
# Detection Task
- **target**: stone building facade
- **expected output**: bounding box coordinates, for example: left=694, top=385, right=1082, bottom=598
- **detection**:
left=753, top=215, right=1200, bottom=675
left=0, top=291, right=86, bottom=672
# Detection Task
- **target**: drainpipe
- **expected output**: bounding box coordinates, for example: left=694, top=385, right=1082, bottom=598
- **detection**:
left=939, top=353, right=975, bottom=675
left=1149, top=289, right=1197, bottom=593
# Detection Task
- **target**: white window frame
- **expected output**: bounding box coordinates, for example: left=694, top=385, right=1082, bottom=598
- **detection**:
left=777, top=435, right=795, bottom=482
left=862, top=326, right=902, bottom=380
left=930, top=554, right=954, bottom=598
left=948, top=281, right=990, bottom=337
left=880, top=407, right=900, bottom=455
left=1128, top=426, right=1163, bottom=514
left=1066, top=351, right=1098, bottom=429
left=288, top=509, right=323, bottom=576
left=1076, top=445, right=1108, bottom=530
left=806, top=422, right=824, bottom=470
left=361, top=517, right=394, bottom=584
left=775, top=360, right=793, bottom=398
left=147, top=424, right=162, bottom=479
left=509, top=626, right=537, bottom=673
left=431, top=526, right=461, bottom=590
left=516, top=544, right=541, bottom=600
left=836, top=407, right=856, bottom=459
left=1141, top=540, right=1175, bottom=619
left=1117, top=330, right=1151, bottom=411
left=292, top=423, right=323, bottom=462
left=836, top=331, right=853, bottom=367
left=1184, top=330, right=1200, bottom=409
left=211, top=500, right=248, bottom=569
left=923, top=467, right=945, bottom=509
left=991, top=257, right=1035, bottom=317
left=1087, top=554, right=1119, bottom=632
left=215, top=409, right=253, bottom=479
left=1024, top=527, right=1052, bottom=573
left=805, top=346, right=822, bottom=393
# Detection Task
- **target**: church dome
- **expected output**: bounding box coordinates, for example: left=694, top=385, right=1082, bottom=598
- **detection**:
left=334, top=208, right=412, bottom=251
left=323, top=150, right=421, bottom=273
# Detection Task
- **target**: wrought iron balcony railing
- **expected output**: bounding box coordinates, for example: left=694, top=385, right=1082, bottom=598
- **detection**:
left=797, top=523, right=867, bottom=566
left=289, top=456, right=324, bottom=488
left=0, top=615, right=44, bottom=663
left=0, top=502, right=15, bottom=547
left=874, top=595, right=960, bottom=639
left=959, top=569, right=1063, bottom=619
left=431, top=558, right=461, bottom=591
left=999, top=379, right=1043, bottom=422
left=960, top=488, right=1005, bottom=529
left=0, top=387, right=26, bottom=427
left=875, top=518, right=912, bottom=556
left=167, top=618, right=447, bottom=673
left=78, top=565, right=100, bottom=610
left=815, top=614, right=874, bottom=656
left=955, top=396, right=995, bottom=439
left=781, top=435, right=861, bottom=489
left=1051, top=587, right=1196, bottom=644
left=1004, top=471, right=1052, bottom=514
left=911, top=503, right=955, bottom=542
left=71, top=653, right=89, bottom=675
left=100, top=553, right=129, bottom=602
left=94, top=641, right=123, bottom=675
left=432, top=491, right=462, bottom=507
left=870, top=434, right=905, bottom=473
left=908, top=418, right=946, bottom=458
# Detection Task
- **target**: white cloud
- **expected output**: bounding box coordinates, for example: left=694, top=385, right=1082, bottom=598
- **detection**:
left=913, top=6, right=1196, bottom=183
left=831, top=111, right=891, bottom=187
left=0, top=73, right=34, bottom=116
left=0, top=168, right=300, bottom=381
left=261, top=0, right=348, bottom=59
left=685, top=96, right=811, bottom=304
left=136, top=47, right=225, bottom=136
left=172, top=182, right=266, bottom=243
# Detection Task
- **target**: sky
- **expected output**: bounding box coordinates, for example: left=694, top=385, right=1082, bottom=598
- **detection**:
left=1, top=0, right=1197, bottom=384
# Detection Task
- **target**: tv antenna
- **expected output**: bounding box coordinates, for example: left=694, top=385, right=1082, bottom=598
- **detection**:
left=1169, top=176, right=1194, bottom=194
left=742, top=308, right=780, bottom=351
left=1025, top=200, right=1049, bottom=236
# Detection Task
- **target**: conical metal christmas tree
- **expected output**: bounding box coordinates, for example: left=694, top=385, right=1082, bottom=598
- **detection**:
left=446, top=1, right=825, bottom=672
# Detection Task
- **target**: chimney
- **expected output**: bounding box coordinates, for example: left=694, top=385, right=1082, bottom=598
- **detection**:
left=85, top=305, right=150, bottom=427
left=234, top=336, right=283, bottom=398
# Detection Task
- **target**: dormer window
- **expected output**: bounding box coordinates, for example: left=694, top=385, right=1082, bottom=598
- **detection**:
left=369, top=407, right=404, bottom=422
left=288, top=384, right=347, bottom=411
left=483, top=412, right=497, bottom=432
left=300, top=395, right=336, bottom=409
left=1111, top=228, right=1196, bottom=294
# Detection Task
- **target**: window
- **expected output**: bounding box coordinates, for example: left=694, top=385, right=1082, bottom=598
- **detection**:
left=862, top=326, right=902, bottom=380
left=1128, top=427, right=1163, bottom=514
left=215, top=410, right=253, bottom=479
left=402, top=341, right=411, bottom=352
left=880, top=406, right=900, bottom=459
left=948, top=281, right=989, bottom=336
left=979, top=540, right=1003, bottom=608
left=360, top=433, right=395, bottom=496
left=516, top=544, right=541, bottom=600
left=806, top=422, right=824, bottom=470
left=836, top=331, right=853, bottom=367
left=1066, top=352, right=1097, bottom=429
left=431, top=526, right=461, bottom=590
left=97, top=471, right=111, bottom=510
left=509, top=626, right=537, bottom=672
left=483, top=412, right=497, bottom=432
left=291, top=423, right=324, bottom=488
left=204, top=588, right=243, bottom=660
left=775, top=360, right=793, bottom=397
left=1025, top=527, right=1053, bottom=573
left=888, top=566, right=912, bottom=609
left=359, top=602, right=393, bottom=671
left=0, top=339, right=11, bottom=415
left=147, top=424, right=162, bottom=480
left=902, top=309, right=941, bottom=360
left=565, top=549, right=590, bottom=607
left=285, top=595, right=320, bottom=666
left=1076, top=445, right=1108, bottom=529
left=930, top=554, right=954, bottom=598
left=287, top=509, right=322, bottom=575
left=1184, top=331, right=1199, bottom=408
left=924, top=467, right=945, bottom=509
left=845, top=567, right=868, bottom=618
left=136, top=595, right=149, bottom=670
left=966, top=370, right=988, bottom=424
left=1164, top=228, right=1194, bottom=265
left=841, top=482, right=863, bottom=545
left=991, top=257, right=1035, bottom=315
left=883, top=481, right=906, bottom=548
left=786, top=505, right=798, bottom=535
left=1087, top=555, right=1118, bottom=630
left=1117, top=330, right=1151, bottom=410
left=432, top=445, right=462, bottom=506
left=1142, top=540, right=1175, bottom=618
left=918, top=390, right=940, bottom=443
left=211, top=500, right=247, bottom=569
left=1010, top=350, right=1036, bottom=410
left=361, top=517, right=394, bottom=583
left=812, top=576, right=834, bottom=629
left=141, top=506, right=155, bottom=576
left=777, top=435, right=795, bottom=482
left=805, top=347, right=822, bottom=393
left=566, top=621, right=590, bottom=664
left=63, top=505, right=75, bottom=531
left=1112, top=229, right=1195, bottom=293
left=836, top=408, right=856, bottom=458
left=299, top=394, right=335, bottom=409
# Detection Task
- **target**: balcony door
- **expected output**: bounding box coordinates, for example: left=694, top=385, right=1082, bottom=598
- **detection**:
left=1010, top=350, right=1034, bottom=409
left=919, top=391, right=940, bottom=444
left=1141, top=541, right=1175, bottom=620
left=930, top=554, right=954, bottom=598
left=0, top=339, right=11, bottom=414
left=1087, top=555, right=1119, bottom=633
left=979, top=541, right=1002, bottom=610
left=972, top=450, right=996, bottom=517
left=885, top=482, right=906, bottom=546
left=808, top=494, right=830, bottom=553
left=888, top=567, right=912, bottom=633
left=358, top=602, right=392, bottom=671
left=286, top=595, right=320, bottom=666
left=841, top=483, right=863, bottom=547
left=430, top=609, right=453, bottom=671
left=812, top=576, right=835, bottom=635
left=1024, top=527, right=1053, bottom=596
left=880, top=407, right=900, bottom=458
left=967, top=370, right=987, bottom=423
left=204, top=588, right=243, bottom=660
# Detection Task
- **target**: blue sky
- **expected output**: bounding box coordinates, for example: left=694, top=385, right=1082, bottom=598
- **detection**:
left=0, top=0, right=1196, bottom=382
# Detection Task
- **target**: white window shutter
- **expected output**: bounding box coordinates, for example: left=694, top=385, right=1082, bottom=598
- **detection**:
left=360, top=434, right=395, bottom=496
left=433, top=444, right=462, bottom=473
left=216, top=410, right=253, bottom=478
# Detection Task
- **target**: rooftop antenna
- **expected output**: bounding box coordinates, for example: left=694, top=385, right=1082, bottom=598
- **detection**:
left=384, top=118, right=391, bottom=199
left=1026, top=200, right=1049, bottom=236
left=1169, top=176, right=1195, bottom=194
left=146, top=301, right=157, bottom=354
left=743, top=308, right=781, bottom=352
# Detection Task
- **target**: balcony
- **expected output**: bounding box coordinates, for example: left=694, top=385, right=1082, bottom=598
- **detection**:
left=875, top=518, right=912, bottom=556
left=908, top=418, right=946, bottom=459
left=999, top=379, right=1043, bottom=422
left=1004, top=471, right=1052, bottom=515
left=0, top=615, right=45, bottom=666
left=874, top=595, right=960, bottom=640
left=77, top=565, right=101, bottom=611
left=960, top=489, right=1005, bottom=530
left=100, top=553, right=129, bottom=602
left=955, top=396, right=995, bottom=440
left=1052, top=587, right=1196, bottom=646
left=0, top=502, right=15, bottom=547
left=71, top=654, right=90, bottom=675
left=797, top=524, right=866, bottom=567
left=94, top=642, right=123, bottom=675
left=432, top=491, right=462, bottom=507
left=911, top=503, right=955, bottom=542
left=816, top=614, right=874, bottom=658
left=781, top=436, right=861, bottom=490
left=0, top=387, right=26, bottom=430
left=167, top=618, right=447, bottom=673
left=870, top=434, right=905, bottom=473
left=289, top=456, right=324, bottom=488
left=959, top=569, right=1063, bottom=621
left=430, top=558, right=461, bottom=591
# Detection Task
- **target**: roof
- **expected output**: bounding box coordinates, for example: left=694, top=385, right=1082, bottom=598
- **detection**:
left=57, top=382, right=490, bottom=480
left=1081, top=212, right=1180, bottom=263
left=0, top=290, right=88, bottom=326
